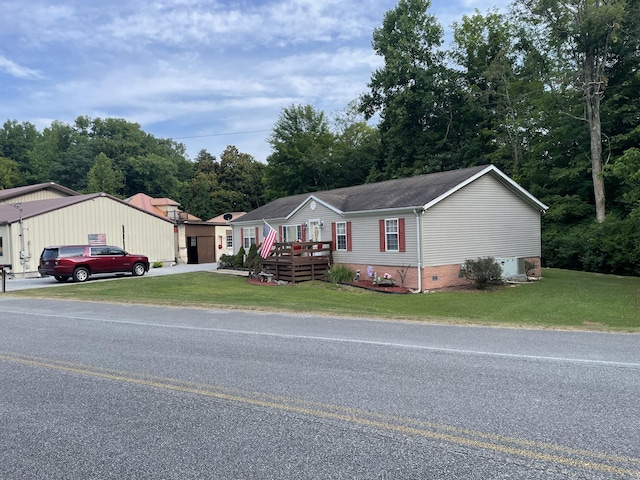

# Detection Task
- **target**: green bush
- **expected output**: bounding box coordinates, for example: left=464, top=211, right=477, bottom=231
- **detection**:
left=542, top=215, right=640, bottom=276
left=234, top=247, right=246, bottom=268
left=326, top=264, right=355, bottom=284
left=218, top=254, right=235, bottom=269
left=462, top=257, right=503, bottom=289
left=246, top=243, right=260, bottom=272
left=152, top=261, right=163, bottom=268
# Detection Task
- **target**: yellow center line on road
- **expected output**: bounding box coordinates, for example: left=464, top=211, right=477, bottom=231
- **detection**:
left=3, top=351, right=639, bottom=477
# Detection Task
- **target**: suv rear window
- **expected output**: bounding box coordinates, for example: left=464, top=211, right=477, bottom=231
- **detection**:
left=41, top=248, right=59, bottom=260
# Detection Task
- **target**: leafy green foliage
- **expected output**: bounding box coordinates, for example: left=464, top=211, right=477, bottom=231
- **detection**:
left=86, top=153, right=124, bottom=196
left=246, top=243, right=260, bottom=272
left=218, top=254, right=236, bottom=269
left=264, top=104, right=336, bottom=200
left=234, top=247, right=246, bottom=268
left=462, top=257, right=503, bottom=289
left=543, top=216, right=640, bottom=276
left=326, top=264, right=355, bottom=284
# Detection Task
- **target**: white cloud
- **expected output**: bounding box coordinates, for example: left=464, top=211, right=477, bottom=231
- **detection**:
left=0, top=56, right=40, bottom=79
left=0, top=0, right=509, bottom=163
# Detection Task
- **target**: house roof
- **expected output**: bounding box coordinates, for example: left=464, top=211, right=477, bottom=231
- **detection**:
left=125, top=193, right=202, bottom=221
left=236, top=165, right=548, bottom=223
left=0, top=182, right=80, bottom=202
left=0, top=193, right=175, bottom=225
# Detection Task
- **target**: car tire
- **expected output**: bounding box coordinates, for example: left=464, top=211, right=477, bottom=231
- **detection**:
left=73, top=267, right=90, bottom=282
left=132, top=263, right=146, bottom=276
left=54, top=276, right=70, bottom=282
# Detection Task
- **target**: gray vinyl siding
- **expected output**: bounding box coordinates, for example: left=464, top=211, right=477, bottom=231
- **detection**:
left=233, top=201, right=419, bottom=268
left=422, top=174, right=542, bottom=266
left=333, top=211, right=417, bottom=266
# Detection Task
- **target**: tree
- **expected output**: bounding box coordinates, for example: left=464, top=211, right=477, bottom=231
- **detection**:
left=518, top=0, right=628, bottom=223
left=265, top=104, right=335, bottom=199
left=218, top=145, right=266, bottom=210
left=86, top=152, right=124, bottom=196
left=182, top=149, right=220, bottom=220
left=0, top=120, right=39, bottom=181
left=360, top=0, right=463, bottom=178
left=123, top=153, right=181, bottom=198
left=27, top=121, right=92, bottom=189
left=331, top=102, right=381, bottom=186
left=451, top=10, right=526, bottom=173
left=0, top=156, right=23, bottom=189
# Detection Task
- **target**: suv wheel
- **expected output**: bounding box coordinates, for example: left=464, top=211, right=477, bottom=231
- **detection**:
left=73, top=267, right=90, bottom=282
left=132, top=263, right=146, bottom=276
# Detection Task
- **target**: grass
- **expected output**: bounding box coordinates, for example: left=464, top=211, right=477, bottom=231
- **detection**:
left=8, top=268, right=640, bottom=331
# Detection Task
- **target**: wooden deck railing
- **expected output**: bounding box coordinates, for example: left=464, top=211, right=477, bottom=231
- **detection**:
left=260, top=241, right=333, bottom=283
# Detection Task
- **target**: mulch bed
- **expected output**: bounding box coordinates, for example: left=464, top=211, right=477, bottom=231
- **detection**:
left=341, top=280, right=413, bottom=294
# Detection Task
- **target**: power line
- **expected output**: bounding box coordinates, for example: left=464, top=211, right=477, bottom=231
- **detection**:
left=173, top=129, right=270, bottom=140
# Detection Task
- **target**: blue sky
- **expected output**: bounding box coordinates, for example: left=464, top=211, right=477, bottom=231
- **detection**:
left=1, top=0, right=508, bottom=163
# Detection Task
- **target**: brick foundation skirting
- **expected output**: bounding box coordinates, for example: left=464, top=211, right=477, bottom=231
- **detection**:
left=341, top=257, right=542, bottom=292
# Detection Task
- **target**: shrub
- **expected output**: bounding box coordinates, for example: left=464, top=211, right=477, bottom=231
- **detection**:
left=234, top=247, right=246, bottom=268
left=462, top=257, right=503, bottom=289
left=326, top=264, right=355, bottom=284
left=246, top=243, right=260, bottom=272
left=152, top=261, right=163, bottom=268
left=218, top=254, right=235, bottom=269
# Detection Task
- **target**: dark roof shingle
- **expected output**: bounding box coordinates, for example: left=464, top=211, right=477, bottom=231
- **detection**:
left=239, top=165, right=491, bottom=222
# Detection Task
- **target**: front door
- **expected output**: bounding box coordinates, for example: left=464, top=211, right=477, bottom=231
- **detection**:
left=308, top=220, right=322, bottom=242
left=187, top=237, right=199, bottom=264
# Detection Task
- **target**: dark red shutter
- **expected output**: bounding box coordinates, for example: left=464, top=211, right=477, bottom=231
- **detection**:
left=399, top=218, right=406, bottom=252
left=346, top=221, right=352, bottom=251
left=379, top=219, right=385, bottom=252
left=331, top=223, right=336, bottom=250
left=255, top=227, right=259, bottom=245
left=278, top=225, right=283, bottom=242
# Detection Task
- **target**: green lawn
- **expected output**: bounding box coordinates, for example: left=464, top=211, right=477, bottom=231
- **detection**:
left=9, top=268, right=640, bottom=331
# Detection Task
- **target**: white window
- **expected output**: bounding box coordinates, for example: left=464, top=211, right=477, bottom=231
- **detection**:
left=336, top=222, right=347, bottom=250
left=226, top=230, right=233, bottom=249
left=243, top=228, right=256, bottom=249
left=385, top=219, right=399, bottom=251
left=282, top=224, right=302, bottom=242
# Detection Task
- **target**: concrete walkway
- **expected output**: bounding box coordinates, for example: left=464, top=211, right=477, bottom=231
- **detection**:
left=0, top=263, right=245, bottom=292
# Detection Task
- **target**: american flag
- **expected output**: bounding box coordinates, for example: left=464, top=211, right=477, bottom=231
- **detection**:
left=260, top=221, right=277, bottom=259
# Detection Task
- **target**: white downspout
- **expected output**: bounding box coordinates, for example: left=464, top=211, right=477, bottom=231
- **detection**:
left=414, top=209, right=422, bottom=292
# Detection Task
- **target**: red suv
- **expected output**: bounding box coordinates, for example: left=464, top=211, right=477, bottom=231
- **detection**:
left=38, top=245, right=149, bottom=282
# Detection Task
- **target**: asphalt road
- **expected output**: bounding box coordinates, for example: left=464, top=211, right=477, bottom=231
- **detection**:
left=1, top=296, right=639, bottom=478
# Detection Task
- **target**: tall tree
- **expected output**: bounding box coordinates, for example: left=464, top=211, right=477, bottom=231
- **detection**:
left=265, top=104, right=335, bottom=199
left=217, top=145, right=266, bottom=210
left=518, top=0, right=628, bottom=223
left=182, top=149, right=220, bottom=220
left=86, top=152, right=124, bottom=196
left=331, top=102, right=381, bottom=186
left=360, top=0, right=464, bottom=178
left=0, top=156, right=23, bottom=189
left=451, top=10, right=525, bottom=172
left=0, top=120, right=39, bottom=182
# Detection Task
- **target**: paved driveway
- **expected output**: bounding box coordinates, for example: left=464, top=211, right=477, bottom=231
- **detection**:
left=1, top=263, right=226, bottom=292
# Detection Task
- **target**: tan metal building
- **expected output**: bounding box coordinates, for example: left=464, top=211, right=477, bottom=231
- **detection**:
left=0, top=191, right=175, bottom=278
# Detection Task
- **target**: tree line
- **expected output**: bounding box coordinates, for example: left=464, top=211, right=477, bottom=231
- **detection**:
left=1, top=0, right=638, bottom=276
